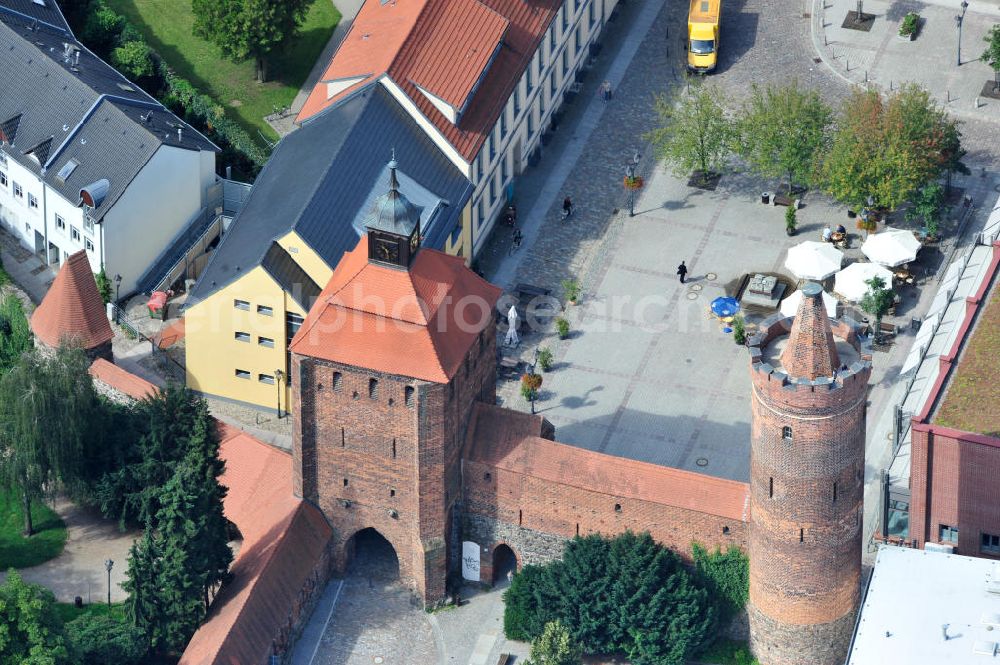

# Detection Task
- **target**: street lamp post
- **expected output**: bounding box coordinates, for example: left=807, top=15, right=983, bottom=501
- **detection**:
left=274, top=369, right=284, bottom=419
left=956, top=1, right=969, bottom=66
left=104, top=559, right=113, bottom=608
left=113, top=273, right=122, bottom=323
left=624, top=150, right=641, bottom=217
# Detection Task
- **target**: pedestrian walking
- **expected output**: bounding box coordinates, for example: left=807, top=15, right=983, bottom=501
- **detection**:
left=506, top=570, right=513, bottom=584
left=601, top=80, right=613, bottom=101
left=676, top=261, right=688, bottom=284
left=563, top=196, right=573, bottom=218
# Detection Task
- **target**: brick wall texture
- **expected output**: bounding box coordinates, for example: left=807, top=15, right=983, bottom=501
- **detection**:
left=292, top=328, right=496, bottom=603
left=748, top=336, right=869, bottom=665
left=909, top=425, right=1000, bottom=558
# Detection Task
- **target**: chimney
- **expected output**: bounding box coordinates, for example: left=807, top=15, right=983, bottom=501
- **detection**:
left=177, top=127, right=183, bottom=141
left=74, top=50, right=80, bottom=66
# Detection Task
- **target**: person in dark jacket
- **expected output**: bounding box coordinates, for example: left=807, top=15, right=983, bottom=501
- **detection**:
left=677, top=261, right=688, bottom=284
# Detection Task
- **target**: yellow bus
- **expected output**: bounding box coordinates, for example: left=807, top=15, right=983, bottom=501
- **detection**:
left=687, top=0, right=721, bottom=73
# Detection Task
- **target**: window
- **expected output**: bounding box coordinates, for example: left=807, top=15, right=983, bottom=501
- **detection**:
left=85, top=239, right=94, bottom=252
left=369, top=378, right=378, bottom=399
left=56, top=158, right=79, bottom=182
left=549, top=25, right=556, bottom=51
left=981, top=533, right=1000, bottom=555
left=489, top=178, right=496, bottom=205
left=234, top=331, right=250, bottom=342
left=488, top=134, right=495, bottom=160
left=257, top=336, right=274, bottom=348
left=477, top=199, right=485, bottom=226
left=234, top=299, right=250, bottom=310
left=526, top=59, right=534, bottom=93
left=769, top=477, right=773, bottom=498
left=13, top=182, right=22, bottom=198
left=574, top=26, right=581, bottom=54
left=0, top=170, right=7, bottom=187
left=258, top=373, right=275, bottom=384
left=390, top=489, right=396, bottom=497
left=475, top=152, right=482, bottom=182
left=391, top=438, right=396, bottom=458
left=83, top=216, right=94, bottom=234
left=782, top=426, right=792, bottom=440
left=562, top=49, right=569, bottom=77
left=285, top=312, right=303, bottom=337
left=332, top=371, right=343, bottom=391
left=257, top=305, right=273, bottom=316
left=70, top=226, right=81, bottom=242
left=528, top=109, right=535, bottom=137
left=799, top=528, right=804, bottom=543
left=513, top=88, right=521, bottom=118
left=405, top=385, right=414, bottom=407
left=500, top=109, right=508, bottom=138
left=589, top=0, right=596, bottom=26
left=55, top=215, right=66, bottom=230
left=501, top=155, right=508, bottom=185
left=939, top=524, right=959, bottom=544
left=561, top=6, right=568, bottom=32
left=235, top=369, right=250, bottom=380
left=343, top=478, right=349, bottom=487
left=549, top=71, right=556, bottom=99
left=614, top=503, right=622, bottom=513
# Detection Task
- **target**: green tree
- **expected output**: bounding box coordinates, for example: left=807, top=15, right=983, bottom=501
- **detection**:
left=503, top=532, right=715, bottom=665
left=0, top=570, right=74, bottom=664
left=65, top=613, right=147, bottom=665
left=111, top=41, right=155, bottom=82
left=122, top=528, right=166, bottom=652
left=692, top=543, right=749, bottom=623
left=983, top=25, right=1000, bottom=91
left=646, top=83, right=733, bottom=186
left=94, top=268, right=113, bottom=306
left=860, top=276, right=894, bottom=344
left=737, top=81, right=832, bottom=193
left=906, top=182, right=944, bottom=238
left=81, top=4, right=125, bottom=58
left=526, top=620, right=582, bottom=665
left=0, top=348, right=99, bottom=535
left=0, top=294, right=32, bottom=375
left=192, top=0, right=312, bottom=82
left=821, top=86, right=960, bottom=212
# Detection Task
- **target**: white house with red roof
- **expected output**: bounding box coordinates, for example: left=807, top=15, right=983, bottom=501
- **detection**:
left=296, top=0, right=620, bottom=257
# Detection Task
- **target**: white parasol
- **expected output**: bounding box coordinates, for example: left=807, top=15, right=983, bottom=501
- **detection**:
left=834, top=262, right=894, bottom=302
left=780, top=288, right=839, bottom=318
left=784, top=241, right=844, bottom=280
left=504, top=305, right=520, bottom=346
left=861, top=229, right=921, bottom=267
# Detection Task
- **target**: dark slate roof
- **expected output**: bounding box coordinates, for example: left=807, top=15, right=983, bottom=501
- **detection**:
left=260, top=242, right=321, bottom=312
left=0, top=5, right=218, bottom=222
left=0, top=0, right=70, bottom=33
left=188, top=85, right=471, bottom=306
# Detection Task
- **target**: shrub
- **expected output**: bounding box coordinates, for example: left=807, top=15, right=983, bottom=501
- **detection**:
left=81, top=3, right=126, bottom=57
left=520, top=372, right=543, bottom=402
left=556, top=318, right=570, bottom=339
left=526, top=620, right=582, bottom=665
left=692, top=543, right=749, bottom=622
left=899, top=12, right=919, bottom=37
left=95, top=268, right=113, bottom=305
left=731, top=314, right=746, bottom=345
left=112, top=40, right=155, bottom=81
left=504, top=532, right=716, bottom=665
left=537, top=347, right=554, bottom=372
left=784, top=205, right=797, bottom=232
left=66, top=613, right=148, bottom=665
left=561, top=279, right=580, bottom=304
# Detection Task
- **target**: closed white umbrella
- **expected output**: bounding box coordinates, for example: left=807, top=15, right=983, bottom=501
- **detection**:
left=861, top=229, right=921, bottom=267
left=784, top=241, right=844, bottom=280
left=781, top=288, right=838, bottom=318
left=504, top=305, right=520, bottom=346
left=834, top=262, right=894, bottom=302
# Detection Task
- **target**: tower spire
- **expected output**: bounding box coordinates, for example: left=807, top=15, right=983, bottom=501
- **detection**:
left=779, top=282, right=840, bottom=379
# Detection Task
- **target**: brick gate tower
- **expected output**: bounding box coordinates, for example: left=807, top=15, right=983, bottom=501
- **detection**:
left=290, top=160, right=501, bottom=603
left=746, top=282, right=872, bottom=665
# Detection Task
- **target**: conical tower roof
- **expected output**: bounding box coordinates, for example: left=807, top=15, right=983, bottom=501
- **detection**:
left=363, top=158, right=422, bottom=237
left=31, top=251, right=113, bottom=350
left=779, top=281, right=840, bottom=379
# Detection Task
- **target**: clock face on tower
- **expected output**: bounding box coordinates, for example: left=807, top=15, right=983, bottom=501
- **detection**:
left=376, top=238, right=400, bottom=264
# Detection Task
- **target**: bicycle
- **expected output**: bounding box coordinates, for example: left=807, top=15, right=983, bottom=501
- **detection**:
left=508, top=228, right=523, bottom=256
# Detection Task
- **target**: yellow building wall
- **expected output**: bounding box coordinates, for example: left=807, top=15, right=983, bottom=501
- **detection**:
left=277, top=231, right=335, bottom=286
left=443, top=202, right=472, bottom=260
left=185, top=266, right=307, bottom=411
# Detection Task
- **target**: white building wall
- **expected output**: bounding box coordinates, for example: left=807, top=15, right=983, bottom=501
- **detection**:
left=102, top=145, right=207, bottom=295
left=468, top=0, right=612, bottom=256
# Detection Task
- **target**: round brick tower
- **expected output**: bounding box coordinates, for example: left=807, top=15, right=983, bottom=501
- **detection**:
left=746, top=282, right=872, bottom=665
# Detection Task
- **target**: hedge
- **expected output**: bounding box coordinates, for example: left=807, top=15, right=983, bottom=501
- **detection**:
left=77, top=0, right=269, bottom=177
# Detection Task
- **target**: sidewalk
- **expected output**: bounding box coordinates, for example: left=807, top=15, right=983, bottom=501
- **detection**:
left=268, top=0, right=367, bottom=136
left=811, top=0, right=1000, bottom=167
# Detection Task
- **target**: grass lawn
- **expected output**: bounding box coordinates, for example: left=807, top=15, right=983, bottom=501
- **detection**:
left=0, top=490, right=67, bottom=569
left=934, top=289, right=1000, bottom=437
left=54, top=601, right=125, bottom=624
left=105, top=0, right=340, bottom=143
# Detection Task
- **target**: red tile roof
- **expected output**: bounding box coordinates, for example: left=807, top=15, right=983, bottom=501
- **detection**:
left=296, top=0, right=560, bottom=161
left=88, top=358, right=159, bottom=399
left=30, top=250, right=113, bottom=350
left=180, top=426, right=332, bottom=665
left=290, top=235, right=502, bottom=383
left=465, top=403, right=751, bottom=521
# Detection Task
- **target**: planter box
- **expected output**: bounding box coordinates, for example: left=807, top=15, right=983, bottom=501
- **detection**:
left=897, top=31, right=915, bottom=41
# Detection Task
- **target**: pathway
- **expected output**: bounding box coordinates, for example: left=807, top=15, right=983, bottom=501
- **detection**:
left=0, top=498, right=139, bottom=603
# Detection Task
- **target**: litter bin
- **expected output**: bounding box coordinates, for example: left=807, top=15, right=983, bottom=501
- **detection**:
left=761, top=192, right=770, bottom=204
